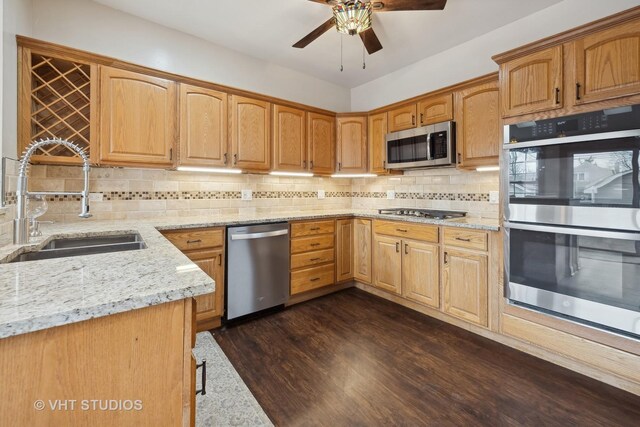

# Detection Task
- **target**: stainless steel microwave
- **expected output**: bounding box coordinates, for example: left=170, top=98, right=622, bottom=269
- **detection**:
left=385, top=121, right=456, bottom=170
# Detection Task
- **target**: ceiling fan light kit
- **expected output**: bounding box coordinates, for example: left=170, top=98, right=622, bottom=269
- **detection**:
left=333, top=1, right=372, bottom=35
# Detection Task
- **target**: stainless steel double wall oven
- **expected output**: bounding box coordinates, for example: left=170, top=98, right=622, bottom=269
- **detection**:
left=503, top=104, right=640, bottom=338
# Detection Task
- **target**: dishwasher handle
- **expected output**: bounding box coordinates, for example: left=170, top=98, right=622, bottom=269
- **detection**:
left=230, top=229, right=289, bottom=241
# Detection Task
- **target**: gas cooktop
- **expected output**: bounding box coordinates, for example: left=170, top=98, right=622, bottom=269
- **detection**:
left=378, top=208, right=467, bottom=220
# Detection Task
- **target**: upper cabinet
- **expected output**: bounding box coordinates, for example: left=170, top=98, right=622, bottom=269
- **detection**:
left=455, top=78, right=500, bottom=168
left=99, top=66, right=176, bottom=167
left=307, top=113, right=335, bottom=175
left=336, top=116, right=367, bottom=173
left=230, top=95, right=271, bottom=171
left=273, top=105, right=306, bottom=172
left=499, top=46, right=563, bottom=117
left=573, top=20, right=640, bottom=105
left=179, top=84, right=228, bottom=167
left=417, top=93, right=454, bottom=126
left=368, top=112, right=387, bottom=174
left=387, top=104, right=417, bottom=132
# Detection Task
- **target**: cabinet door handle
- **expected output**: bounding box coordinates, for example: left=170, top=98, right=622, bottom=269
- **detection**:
left=338, top=162, right=342, bottom=171
left=444, top=252, right=449, bottom=265
left=310, top=277, right=320, bottom=282
left=383, top=160, right=386, bottom=169
left=223, top=153, right=228, bottom=165
left=576, top=83, right=581, bottom=101
left=395, top=242, right=400, bottom=253
left=412, top=115, right=415, bottom=126
left=404, top=243, right=408, bottom=255
left=310, top=160, right=314, bottom=170
left=187, top=239, right=202, bottom=244
left=396, top=228, right=408, bottom=233
left=457, top=153, right=462, bottom=164
left=218, top=254, right=222, bottom=266
left=233, top=154, right=238, bottom=165
left=420, top=113, right=424, bottom=125
left=555, top=87, right=560, bottom=105
left=455, top=237, right=472, bottom=242
left=303, top=160, right=307, bottom=169
left=195, top=360, right=207, bottom=396
left=169, top=148, right=173, bottom=161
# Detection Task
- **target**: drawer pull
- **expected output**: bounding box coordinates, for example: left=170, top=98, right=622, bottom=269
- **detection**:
left=310, top=257, right=321, bottom=261
left=196, top=360, right=207, bottom=396
left=310, top=277, right=320, bottom=282
left=187, top=239, right=202, bottom=244
left=310, top=227, right=321, bottom=231
left=396, top=228, right=408, bottom=232
left=310, top=243, right=321, bottom=247
left=455, top=237, right=472, bottom=242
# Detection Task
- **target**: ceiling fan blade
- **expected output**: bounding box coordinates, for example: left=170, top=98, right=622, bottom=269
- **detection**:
left=359, top=28, right=383, bottom=55
left=293, top=17, right=336, bottom=48
left=372, top=0, right=447, bottom=11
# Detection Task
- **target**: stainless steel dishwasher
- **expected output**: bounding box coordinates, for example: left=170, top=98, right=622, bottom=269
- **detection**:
left=226, top=222, right=290, bottom=320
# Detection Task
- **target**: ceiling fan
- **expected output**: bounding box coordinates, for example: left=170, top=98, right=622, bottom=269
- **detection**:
left=293, top=0, right=448, bottom=55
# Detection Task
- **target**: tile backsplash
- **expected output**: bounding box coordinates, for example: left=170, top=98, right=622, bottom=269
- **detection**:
left=0, top=164, right=499, bottom=243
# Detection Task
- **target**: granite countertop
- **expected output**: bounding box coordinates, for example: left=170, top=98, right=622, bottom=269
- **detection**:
left=0, top=209, right=499, bottom=340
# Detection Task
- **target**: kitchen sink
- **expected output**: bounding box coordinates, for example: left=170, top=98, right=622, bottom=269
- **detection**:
left=8, top=233, right=147, bottom=263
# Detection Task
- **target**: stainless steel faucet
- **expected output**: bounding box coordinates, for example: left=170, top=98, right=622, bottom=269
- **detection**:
left=14, top=138, right=92, bottom=244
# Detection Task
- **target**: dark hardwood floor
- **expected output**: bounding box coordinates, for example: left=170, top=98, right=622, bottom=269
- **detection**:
left=214, top=288, right=640, bottom=426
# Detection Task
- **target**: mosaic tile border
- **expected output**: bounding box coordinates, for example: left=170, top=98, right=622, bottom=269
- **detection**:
left=3, top=191, right=490, bottom=204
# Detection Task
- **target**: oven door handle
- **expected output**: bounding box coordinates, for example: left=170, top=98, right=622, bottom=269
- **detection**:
left=504, top=221, right=640, bottom=240
left=503, top=129, right=640, bottom=150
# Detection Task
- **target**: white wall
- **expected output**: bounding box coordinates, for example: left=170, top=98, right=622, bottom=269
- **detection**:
left=350, top=0, right=640, bottom=111
left=3, top=0, right=33, bottom=159
left=29, top=0, right=350, bottom=113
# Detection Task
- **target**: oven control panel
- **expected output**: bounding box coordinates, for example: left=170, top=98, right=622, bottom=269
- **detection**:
left=508, top=104, right=640, bottom=143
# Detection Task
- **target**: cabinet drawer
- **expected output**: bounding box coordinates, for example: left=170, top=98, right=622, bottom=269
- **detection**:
left=443, top=227, right=488, bottom=251
left=291, top=234, right=335, bottom=254
left=374, top=220, right=438, bottom=243
left=291, top=248, right=335, bottom=269
left=162, top=227, right=224, bottom=251
left=290, top=220, right=335, bottom=237
left=291, top=264, right=335, bottom=295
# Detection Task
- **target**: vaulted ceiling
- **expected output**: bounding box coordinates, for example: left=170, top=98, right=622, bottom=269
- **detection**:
left=91, top=0, right=563, bottom=88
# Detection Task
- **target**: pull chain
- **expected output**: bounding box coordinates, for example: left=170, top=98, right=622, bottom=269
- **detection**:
left=340, top=35, right=344, bottom=72
left=362, top=45, right=366, bottom=69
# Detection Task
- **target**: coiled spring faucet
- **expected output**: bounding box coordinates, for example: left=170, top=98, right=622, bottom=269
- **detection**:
left=14, top=138, right=92, bottom=244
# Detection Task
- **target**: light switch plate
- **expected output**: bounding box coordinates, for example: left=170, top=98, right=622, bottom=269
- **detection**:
left=241, top=189, right=253, bottom=201
left=386, top=190, right=396, bottom=200
left=317, top=190, right=325, bottom=199
left=89, top=192, right=103, bottom=202
left=489, top=191, right=499, bottom=204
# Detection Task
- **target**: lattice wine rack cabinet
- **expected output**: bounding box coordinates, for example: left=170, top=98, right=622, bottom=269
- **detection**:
left=18, top=46, right=98, bottom=165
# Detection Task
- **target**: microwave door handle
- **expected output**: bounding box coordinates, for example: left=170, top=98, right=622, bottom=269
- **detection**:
left=426, top=133, right=432, bottom=160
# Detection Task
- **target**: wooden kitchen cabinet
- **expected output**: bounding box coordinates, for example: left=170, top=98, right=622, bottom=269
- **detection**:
left=417, top=93, right=453, bottom=126
left=307, top=112, right=335, bottom=175
left=336, top=219, right=354, bottom=282
left=402, top=239, right=440, bottom=308
left=353, top=218, right=372, bottom=284
left=368, top=112, right=388, bottom=174
left=161, top=227, right=225, bottom=331
left=230, top=94, right=271, bottom=171
left=0, top=299, right=196, bottom=426
left=573, top=19, right=640, bottom=105
left=442, top=247, right=488, bottom=327
left=373, top=234, right=402, bottom=295
left=388, top=104, right=417, bottom=132
left=455, top=78, right=500, bottom=168
left=179, top=83, right=228, bottom=167
left=99, top=66, right=177, bottom=167
left=499, top=46, right=563, bottom=117
left=290, top=220, right=337, bottom=295
left=336, top=116, right=367, bottom=173
left=273, top=104, right=306, bottom=172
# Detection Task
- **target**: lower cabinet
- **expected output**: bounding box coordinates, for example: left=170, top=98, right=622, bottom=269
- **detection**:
left=336, top=218, right=354, bottom=282
left=161, top=227, right=225, bottom=331
left=290, top=220, right=336, bottom=295
left=353, top=219, right=372, bottom=284
left=373, top=234, right=402, bottom=294
left=402, top=240, right=440, bottom=308
left=442, top=247, right=488, bottom=327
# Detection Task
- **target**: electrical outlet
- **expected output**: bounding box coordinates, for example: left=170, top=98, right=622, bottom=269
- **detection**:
left=89, top=192, right=103, bottom=202
left=317, top=190, right=325, bottom=200
left=386, top=190, right=396, bottom=200
left=241, top=189, right=253, bottom=201
left=489, top=191, right=499, bottom=204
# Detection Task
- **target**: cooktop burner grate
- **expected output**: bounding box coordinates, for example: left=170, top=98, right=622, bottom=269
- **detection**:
left=378, top=208, right=467, bottom=220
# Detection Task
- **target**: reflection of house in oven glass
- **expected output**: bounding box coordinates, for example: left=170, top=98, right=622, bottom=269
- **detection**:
left=574, top=151, right=634, bottom=205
